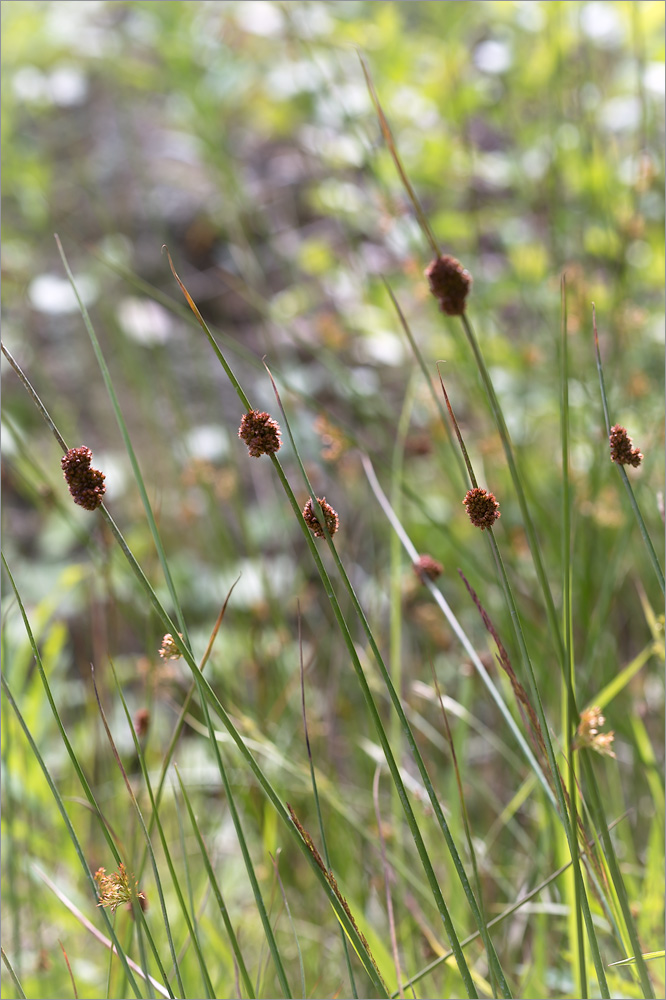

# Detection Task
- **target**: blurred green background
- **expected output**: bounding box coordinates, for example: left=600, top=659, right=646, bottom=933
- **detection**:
left=1, top=2, right=664, bottom=998
left=3, top=0, right=663, bottom=645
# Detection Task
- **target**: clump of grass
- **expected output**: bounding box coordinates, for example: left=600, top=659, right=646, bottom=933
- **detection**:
left=360, top=56, right=662, bottom=1000
left=2, top=13, right=664, bottom=1000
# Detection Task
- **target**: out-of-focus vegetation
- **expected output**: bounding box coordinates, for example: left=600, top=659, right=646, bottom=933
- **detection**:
left=1, top=2, right=664, bottom=999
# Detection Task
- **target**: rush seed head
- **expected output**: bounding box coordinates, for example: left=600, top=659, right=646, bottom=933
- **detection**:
left=134, top=708, right=150, bottom=739
left=609, top=424, right=643, bottom=467
left=238, top=409, right=282, bottom=457
left=413, top=554, right=443, bottom=582
left=302, top=496, right=339, bottom=538
left=425, top=255, right=472, bottom=316
left=463, top=487, right=501, bottom=530
left=61, top=446, right=106, bottom=510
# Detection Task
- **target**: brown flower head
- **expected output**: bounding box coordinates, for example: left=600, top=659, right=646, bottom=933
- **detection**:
left=133, top=708, right=150, bottom=739
left=413, top=554, right=443, bottom=583
left=94, top=863, right=146, bottom=913
left=238, top=410, right=282, bottom=457
left=425, top=255, right=472, bottom=316
left=158, top=633, right=183, bottom=660
left=303, top=496, right=339, bottom=538
left=609, top=424, right=643, bottom=467
left=574, top=706, right=616, bottom=758
left=61, top=446, right=106, bottom=510
left=463, top=487, right=501, bottom=530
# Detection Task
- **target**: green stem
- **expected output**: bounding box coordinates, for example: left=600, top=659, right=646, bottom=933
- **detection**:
left=361, top=454, right=557, bottom=809
left=592, top=305, right=664, bottom=594
left=394, top=810, right=630, bottom=998
left=459, top=313, right=568, bottom=673
left=383, top=281, right=468, bottom=491
left=0, top=675, right=150, bottom=1000
left=267, top=455, right=480, bottom=999
left=108, top=663, right=217, bottom=999
left=298, top=621, right=359, bottom=1000
left=3, top=352, right=389, bottom=997
left=174, top=770, right=256, bottom=999
left=264, top=375, right=505, bottom=998
left=579, top=753, right=656, bottom=999
left=95, top=504, right=390, bottom=996
left=1, top=948, right=27, bottom=1000
left=90, top=665, right=190, bottom=999
left=560, top=277, right=587, bottom=998
left=55, top=234, right=191, bottom=643
left=484, top=531, right=610, bottom=999
left=389, top=377, right=414, bottom=888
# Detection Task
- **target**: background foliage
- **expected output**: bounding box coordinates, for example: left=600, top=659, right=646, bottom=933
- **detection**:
left=2, top=2, right=664, bottom=999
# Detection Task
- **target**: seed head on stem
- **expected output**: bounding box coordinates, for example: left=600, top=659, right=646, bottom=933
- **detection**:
left=462, top=487, right=501, bottom=530
left=303, top=497, right=339, bottom=538
left=574, top=706, right=616, bottom=758
left=436, top=363, right=501, bottom=532
left=94, top=863, right=147, bottom=913
left=413, top=554, right=443, bottom=582
left=609, top=424, right=642, bottom=467
left=425, top=255, right=472, bottom=316
left=238, top=409, right=282, bottom=457
left=61, top=446, right=106, bottom=511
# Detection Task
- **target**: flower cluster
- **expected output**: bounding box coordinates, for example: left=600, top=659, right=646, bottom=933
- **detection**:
left=463, top=487, right=501, bottom=530
left=158, top=633, right=183, bottom=660
left=302, top=497, right=339, bottom=538
left=609, top=424, right=643, bottom=467
left=61, top=446, right=106, bottom=510
left=574, top=706, right=616, bottom=758
left=425, top=255, right=472, bottom=316
left=94, top=863, right=146, bottom=913
left=413, top=554, right=443, bottom=583
left=238, top=410, right=282, bottom=457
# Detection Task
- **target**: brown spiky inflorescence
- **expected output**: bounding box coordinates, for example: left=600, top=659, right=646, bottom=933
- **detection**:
left=238, top=410, right=282, bottom=457
left=302, top=497, right=339, bottom=538
left=425, top=255, right=472, bottom=316
left=61, top=446, right=106, bottom=510
left=287, top=804, right=388, bottom=993
left=458, top=569, right=547, bottom=766
left=609, top=424, right=643, bottom=467
left=463, top=487, right=501, bottom=530
left=574, top=706, right=616, bottom=758
left=413, top=554, right=443, bottom=583
left=158, top=633, right=183, bottom=660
